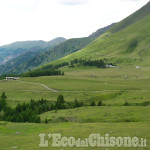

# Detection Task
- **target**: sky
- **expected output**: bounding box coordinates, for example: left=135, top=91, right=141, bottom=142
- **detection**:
left=0, top=0, right=149, bottom=46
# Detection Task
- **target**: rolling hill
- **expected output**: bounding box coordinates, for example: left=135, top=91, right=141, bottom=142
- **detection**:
left=39, top=1, right=150, bottom=70
left=0, top=23, right=115, bottom=75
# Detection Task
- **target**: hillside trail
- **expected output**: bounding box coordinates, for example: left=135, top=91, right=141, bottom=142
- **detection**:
left=17, top=80, right=58, bottom=92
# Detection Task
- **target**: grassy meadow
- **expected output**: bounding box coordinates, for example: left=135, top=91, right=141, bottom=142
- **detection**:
left=0, top=122, right=149, bottom=150
left=1, top=66, right=150, bottom=106
left=0, top=66, right=150, bottom=149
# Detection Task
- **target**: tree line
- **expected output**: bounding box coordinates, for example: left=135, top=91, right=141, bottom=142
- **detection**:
left=41, top=58, right=107, bottom=71
left=0, top=69, right=64, bottom=79
left=0, top=58, right=110, bottom=79
left=69, top=58, right=106, bottom=68
left=21, top=69, right=64, bottom=77
left=0, top=92, right=104, bottom=123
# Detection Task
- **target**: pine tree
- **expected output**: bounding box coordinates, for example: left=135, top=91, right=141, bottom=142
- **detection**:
left=0, top=92, right=7, bottom=111
left=55, top=95, right=65, bottom=109
left=45, top=118, right=48, bottom=124
left=0, top=92, right=7, bottom=100
left=74, top=100, right=80, bottom=108
left=98, top=100, right=103, bottom=106
left=90, top=101, right=96, bottom=106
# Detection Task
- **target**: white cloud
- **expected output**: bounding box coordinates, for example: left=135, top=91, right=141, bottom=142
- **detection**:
left=0, top=0, right=39, bottom=11
left=0, top=0, right=149, bottom=46
left=56, top=0, right=88, bottom=6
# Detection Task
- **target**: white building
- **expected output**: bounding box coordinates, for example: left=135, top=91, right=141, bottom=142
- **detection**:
left=6, top=77, right=19, bottom=80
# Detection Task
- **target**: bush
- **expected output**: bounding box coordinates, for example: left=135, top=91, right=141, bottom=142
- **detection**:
left=124, top=102, right=129, bottom=106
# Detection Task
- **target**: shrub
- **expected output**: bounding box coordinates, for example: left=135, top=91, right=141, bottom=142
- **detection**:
left=124, top=102, right=129, bottom=106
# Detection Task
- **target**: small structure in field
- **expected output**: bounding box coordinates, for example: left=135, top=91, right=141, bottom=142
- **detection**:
left=124, top=76, right=128, bottom=80
left=136, top=66, right=141, bottom=69
left=6, top=77, right=19, bottom=80
left=90, top=74, right=96, bottom=77
left=106, top=64, right=116, bottom=68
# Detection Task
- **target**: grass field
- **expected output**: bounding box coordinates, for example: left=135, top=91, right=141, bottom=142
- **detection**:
left=1, top=66, right=150, bottom=106
left=0, top=66, right=150, bottom=149
left=0, top=121, right=149, bottom=150
left=40, top=106, right=150, bottom=123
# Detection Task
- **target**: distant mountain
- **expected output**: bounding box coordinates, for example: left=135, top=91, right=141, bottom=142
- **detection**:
left=46, top=37, right=66, bottom=46
left=0, top=37, right=66, bottom=74
left=37, top=1, right=150, bottom=69
left=36, top=23, right=116, bottom=65
left=0, top=23, right=115, bottom=75
left=0, top=37, right=66, bottom=65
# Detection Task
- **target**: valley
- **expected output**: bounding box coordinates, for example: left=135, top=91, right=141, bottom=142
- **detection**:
left=0, top=1, right=150, bottom=150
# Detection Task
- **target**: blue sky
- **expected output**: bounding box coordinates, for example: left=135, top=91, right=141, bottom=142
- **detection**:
left=0, top=0, right=149, bottom=46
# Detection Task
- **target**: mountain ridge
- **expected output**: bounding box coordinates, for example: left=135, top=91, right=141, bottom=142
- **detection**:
left=0, top=23, right=115, bottom=74
left=110, top=1, right=150, bottom=33
left=35, top=1, right=150, bottom=70
left=0, top=37, right=66, bottom=65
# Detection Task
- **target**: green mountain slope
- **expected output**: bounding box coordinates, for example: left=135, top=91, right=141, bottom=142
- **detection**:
left=0, top=37, right=66, bottom=65
left=0, top=23, right=115, bottom=74
left=0, top=37, right=66, bottom=74
left=110, top=1, right=150, bottom=33
left=40, top=1, right=150, bottom=69
left=0, top=40, right=44, bottom=65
